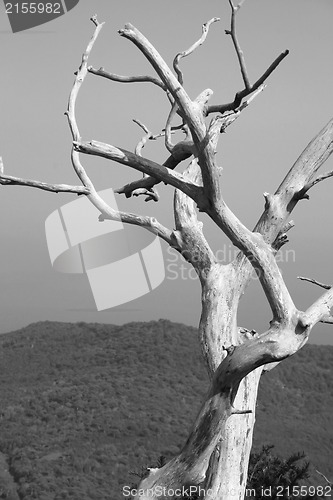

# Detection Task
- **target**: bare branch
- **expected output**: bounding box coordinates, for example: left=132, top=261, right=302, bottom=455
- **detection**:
left=73, top=139, right=203, bottom=202
left=217, top=84, right=266, bottom=132
left=0, top=173, right=89, bottom=195
left=115, top=147, right=194, bottom=199
left=66, top=15, right=104, bottom=145
left=198, top=84, right=265, bottom=162
left=300, top=286, right=333, bottom=330
left=297, top=276, right=331, bottom=290
left=296, top=170, right=333, bottom=200
left=209, top=205, right=297, bottom=323
left=207, top=50, right=289, bottom=114
left=117, top=23, right=226, bottom=206
left=173, top=158, right=217, bottom=274
left=132, top=119, right=159, bottom=201
left=64, top=19, right=174, bottom=240
left=118, top=23, right=211, bottom=149
left=263, top=119, right=333, bottom=241
left=230, top=116, right=333, bottom=342
left=118, top=24, right=197, bottom=118
left=87, top=66, right=166, bottom=90
left=173, top=17, right=220, bottom=85
left=205, top=0, right=288, bottom=116
left=116, top=85, right=263, bottom=204
left=226, top=0, right=250, bottom=89
left=97, top=205, right=174, bottom=247
left=65, top=15, right=104, bottom=191
left=0, top=18, right=105, bottom=201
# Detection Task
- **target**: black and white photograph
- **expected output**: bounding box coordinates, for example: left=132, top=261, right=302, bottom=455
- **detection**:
left=0, top=1, right=332, bottom=498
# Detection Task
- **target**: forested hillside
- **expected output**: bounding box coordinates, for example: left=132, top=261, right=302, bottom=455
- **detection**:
left=0, top=320, right=331, bottom=499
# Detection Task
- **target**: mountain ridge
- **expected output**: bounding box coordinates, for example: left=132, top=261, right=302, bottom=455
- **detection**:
left=0, top=319, right=331, bottom=499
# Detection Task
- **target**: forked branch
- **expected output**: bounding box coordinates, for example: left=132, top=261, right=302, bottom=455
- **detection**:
left=207, top=0, right=288, bottom=115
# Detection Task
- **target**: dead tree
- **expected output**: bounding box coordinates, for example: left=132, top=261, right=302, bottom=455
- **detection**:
left=1, top=3, right=333, bottom=499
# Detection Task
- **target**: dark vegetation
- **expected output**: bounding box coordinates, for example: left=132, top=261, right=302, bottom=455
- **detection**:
left=0, top=320, right=332, bottom=499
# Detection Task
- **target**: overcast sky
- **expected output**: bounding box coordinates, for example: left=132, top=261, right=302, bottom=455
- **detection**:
left=0, top=0, right=333, bottom=344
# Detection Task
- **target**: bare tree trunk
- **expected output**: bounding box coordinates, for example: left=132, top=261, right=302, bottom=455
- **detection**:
left=133, top=266, right=263, bottom=500
left=205, top=372, right=261, bottom=500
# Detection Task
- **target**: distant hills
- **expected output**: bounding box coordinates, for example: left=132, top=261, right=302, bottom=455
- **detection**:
left=0, top=320, right=332, bottom=499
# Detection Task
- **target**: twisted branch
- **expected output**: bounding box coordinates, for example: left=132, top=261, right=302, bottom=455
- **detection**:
left=173, top=17, right=220, bottom=85
left=207, top=0, right=288, bottom=116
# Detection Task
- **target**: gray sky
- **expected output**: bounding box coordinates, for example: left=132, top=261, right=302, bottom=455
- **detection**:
left=0, top=0, right=333, bottom=344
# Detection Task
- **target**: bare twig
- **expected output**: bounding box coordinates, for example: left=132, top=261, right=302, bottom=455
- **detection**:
left=226, top=0, right=250, bottom=89
left=0, top=173, right=89, bottom=195
left=206, top=0, right=288, bottom=114
left=88, top=66, right=167, bottom=90
left=173, top=17, right=220, bottom=85
left=297, top=276, right=331, bottom=290
left=207, top=50, right=289, bottom=115
left=65, top=15, right=104, bottom=191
